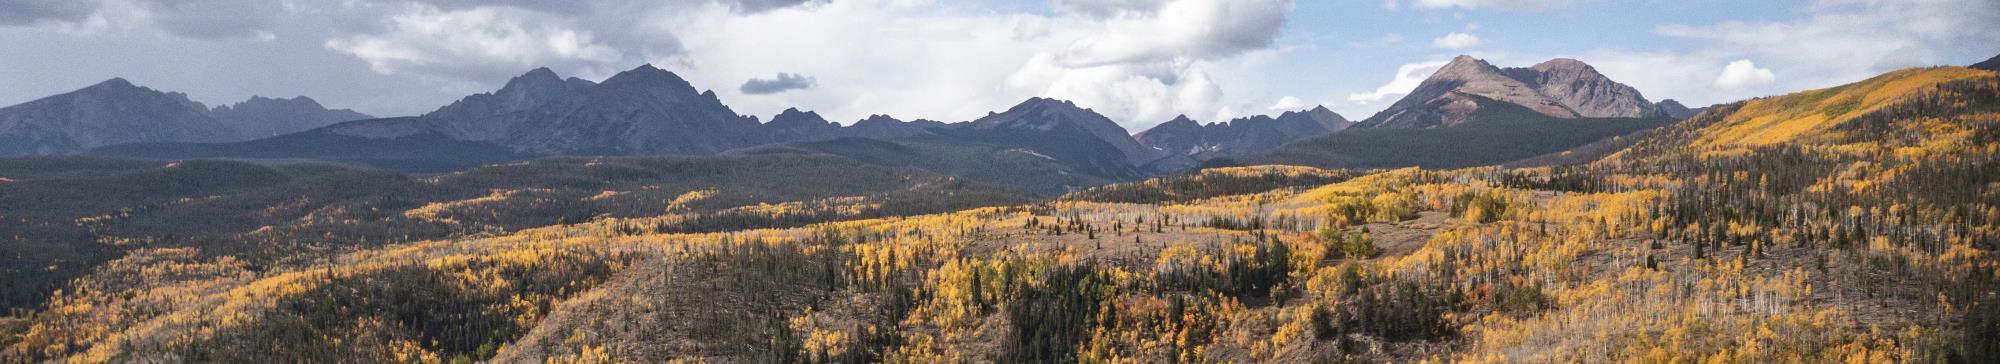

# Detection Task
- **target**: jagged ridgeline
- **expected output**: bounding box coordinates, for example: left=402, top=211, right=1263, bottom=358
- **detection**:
left=6, top=63, right=1996, bottom=362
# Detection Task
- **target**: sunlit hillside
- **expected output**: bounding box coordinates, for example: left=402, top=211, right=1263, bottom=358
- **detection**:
left=4, top=66, right=1997, bottom=362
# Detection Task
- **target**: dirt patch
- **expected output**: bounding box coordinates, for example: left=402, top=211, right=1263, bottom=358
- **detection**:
left=1353, top=211, right=1461, bottom=257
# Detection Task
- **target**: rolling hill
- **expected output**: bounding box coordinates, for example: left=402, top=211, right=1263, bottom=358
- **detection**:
left=0, top=154, right=1030, bottom=312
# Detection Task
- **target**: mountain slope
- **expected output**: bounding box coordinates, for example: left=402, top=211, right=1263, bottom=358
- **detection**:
left=1604, top=66, right=1999, bottom=163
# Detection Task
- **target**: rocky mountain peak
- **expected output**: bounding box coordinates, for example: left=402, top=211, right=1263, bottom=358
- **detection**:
left=854, top=114, right=903, bottom=127
left=88, top=77, right=137, bottom=90
left=423, top=68, right=583, bottom=122
left=600, top=64, right=695, bottom=91
left=1433, top=55, right=1505, bottom=80
left=1655, top=99, right=1704, bottom=119
left=975, top=97, right=1160, bottom=165
left=1359, top=55, right=1661, bottom=128
left=499, top=68, right=566, bottom=94
left=1529, top=58, right=1593, bottom=72
left=1272, top=106, right=1352, bottom=135
left=767, top=108, right=834, bottom=129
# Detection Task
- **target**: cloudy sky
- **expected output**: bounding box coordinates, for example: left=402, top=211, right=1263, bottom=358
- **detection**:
left=2, top=0, right=1996, bottom=131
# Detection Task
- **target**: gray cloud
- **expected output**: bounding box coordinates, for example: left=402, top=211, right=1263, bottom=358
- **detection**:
left=1052, top=0, right=1164, bottom=18
left=1059, top=0, right=1293, bottom=67
left=726, top=0, right=822, bottom=13
left=142, top=0, right=289, bottom=39
left=0, top=0, right=99, bottom=25
left=739, top=73, right=816, bottom=94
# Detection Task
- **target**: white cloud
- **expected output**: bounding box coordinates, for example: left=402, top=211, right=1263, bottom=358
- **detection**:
left=1053, top=0, right=1166, bottom=18
left=325, top=5, right=625, bottom=86
left=1348, top=60, right=1448, bottom=104
left=1432, top=32, right=1480, bottom=49
left=1583, top=0, right=2000, bottom=106
left=1268, top=95, right=1307, bottom=110
left=1059, top=0, right=1293, bottom=67
left=1713, top=60, right=1776, bottom=90
left=651, top=0, right=1290, bottom=129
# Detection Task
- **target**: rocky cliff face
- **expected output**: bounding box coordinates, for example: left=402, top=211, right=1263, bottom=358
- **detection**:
left=1505, top=58, right=1661, bottom=118
left=1358, top=55, right=1663, bottom=129
left=321, top=65, right=764, bottom=156
left=490, top=64, right=764, bottom=155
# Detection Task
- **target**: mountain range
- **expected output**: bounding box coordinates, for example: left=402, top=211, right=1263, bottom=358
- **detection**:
left=16, top=55, right=1720, bottom=194
left=0, top=79, right=371, bottom=156
left=1135, top=106, right=1353, bottom=170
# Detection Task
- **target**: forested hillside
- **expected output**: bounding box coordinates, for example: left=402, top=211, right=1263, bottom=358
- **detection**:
left=3, top=66, right=1995, bottom=362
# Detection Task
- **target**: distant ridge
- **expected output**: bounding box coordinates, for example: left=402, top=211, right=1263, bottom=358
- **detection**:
left=1134, top=106, right=1352, bottom=170
left=89, top=66, right=1167, bottom=188
left=1973, top=53, right=2000, bottom=71
left=0, top=79, right=368, bottom=156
